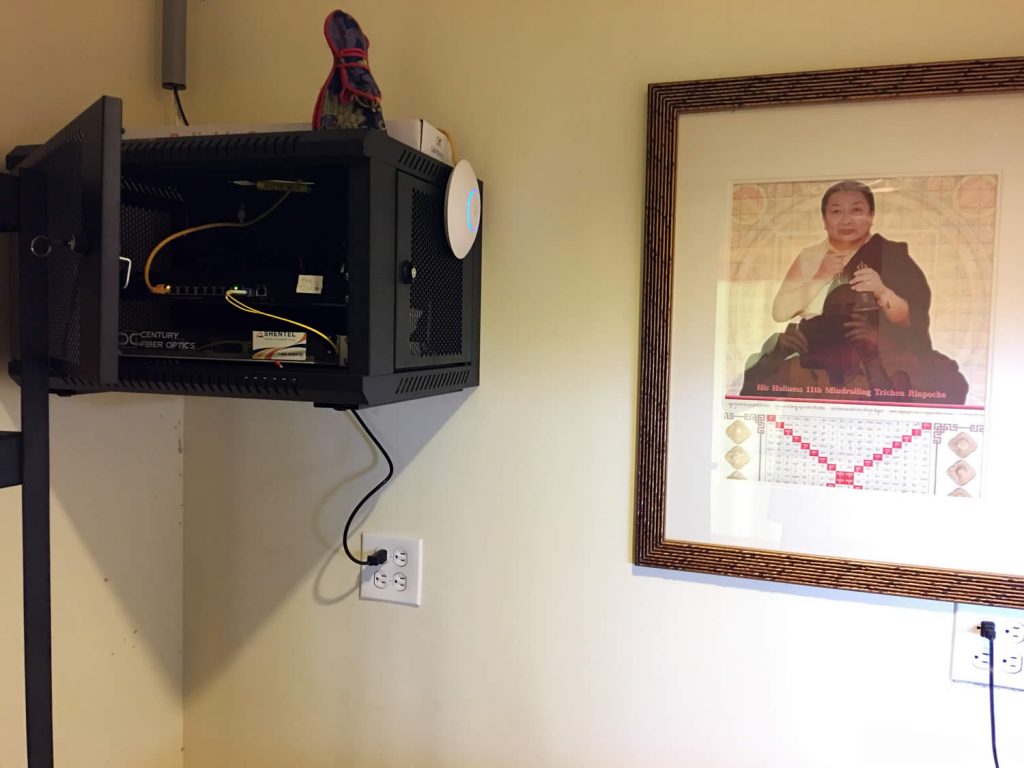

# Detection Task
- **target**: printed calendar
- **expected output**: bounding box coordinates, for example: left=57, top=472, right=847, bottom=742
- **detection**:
left=718, top=400, right=985, bottom=498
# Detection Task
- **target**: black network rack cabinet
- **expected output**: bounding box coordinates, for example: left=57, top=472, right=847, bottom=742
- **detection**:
left=5, top=96, right=482, bottom=409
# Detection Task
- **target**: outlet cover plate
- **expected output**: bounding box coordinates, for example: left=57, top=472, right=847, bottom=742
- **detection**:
left=951, top=603, right=1024, bottom=691
left=359, top=534, right=423, bottom=607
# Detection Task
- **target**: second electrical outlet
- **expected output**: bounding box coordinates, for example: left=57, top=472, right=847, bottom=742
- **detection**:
left=951, top=603, right=1024, bottom=691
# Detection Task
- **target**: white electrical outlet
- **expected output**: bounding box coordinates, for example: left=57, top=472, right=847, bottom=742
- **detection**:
left=951, top=603, right=1024, bottom=691
left=359, top=534, right=423, bottom=606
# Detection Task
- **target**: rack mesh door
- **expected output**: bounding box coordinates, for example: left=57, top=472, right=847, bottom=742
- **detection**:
left=16, top=96, right=121, bottom=384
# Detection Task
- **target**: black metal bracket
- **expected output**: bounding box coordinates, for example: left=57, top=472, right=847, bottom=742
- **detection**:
left=0, top=173, right=28, bottom=507
left=0, top=172, right=17, bottom=232
left=0, top=431, right=22, bottom=488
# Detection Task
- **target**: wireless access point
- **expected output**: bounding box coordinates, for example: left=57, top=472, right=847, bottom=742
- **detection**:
left=445, top=159, right=481, bottom=260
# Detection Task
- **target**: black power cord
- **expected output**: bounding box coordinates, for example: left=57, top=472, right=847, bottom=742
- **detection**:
left=172, top=85, right=190, bottom=126
left=980, top=620, right=1000, bottom=768
left=341, top=410, right=393, bottom=567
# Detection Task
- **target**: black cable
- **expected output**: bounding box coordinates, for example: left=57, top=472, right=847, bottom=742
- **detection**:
left=172, top=85, right=190, bottom=126
left=341, top=410, right=394, bottom=567
left=980, top=621, right=1000, bottom=768
left=989, top=636, right=1000, bottom=768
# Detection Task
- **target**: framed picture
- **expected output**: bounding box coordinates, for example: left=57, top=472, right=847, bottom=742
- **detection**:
left=635, top=57, right=1024, bottom=608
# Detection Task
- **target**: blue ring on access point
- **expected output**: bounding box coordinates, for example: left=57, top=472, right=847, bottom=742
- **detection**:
left=466, top=188, right=479, bottom=233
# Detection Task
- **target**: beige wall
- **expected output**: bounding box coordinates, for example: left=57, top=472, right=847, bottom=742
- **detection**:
left=137, top=0, right=1024, bottom=766
left=13, top=2, right=1023, bottom=767
left=178, top=2, right=1024, bottom=766
left=0, top=3, right=184, bottom=767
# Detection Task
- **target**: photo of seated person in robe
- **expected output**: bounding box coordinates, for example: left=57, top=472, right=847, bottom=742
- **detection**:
left=734, top=179, right=972, bottom=406
left=740, top=283, right=968, bottom=404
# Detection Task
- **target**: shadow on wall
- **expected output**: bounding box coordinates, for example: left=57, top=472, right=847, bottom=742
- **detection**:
left=182, top=391, right=468, bottom=697
left=48, top=394, right=185, bottom=677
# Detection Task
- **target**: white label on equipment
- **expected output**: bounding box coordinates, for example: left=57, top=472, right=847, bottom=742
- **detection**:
left=252, top=331, right=307, bottom=361
left=296, top=274, right=324, bottom=294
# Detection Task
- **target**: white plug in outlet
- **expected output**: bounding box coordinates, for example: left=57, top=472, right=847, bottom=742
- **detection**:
left=951, top=603, right=1024, bottom=690
left=359, top=534, right=422, bottom=606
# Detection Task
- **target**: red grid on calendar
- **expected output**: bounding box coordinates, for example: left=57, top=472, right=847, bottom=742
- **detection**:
left=761, top=414, right=934, bottom=494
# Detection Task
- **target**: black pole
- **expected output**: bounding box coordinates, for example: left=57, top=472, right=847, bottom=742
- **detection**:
left=19, top=168, right=54, bottom=767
